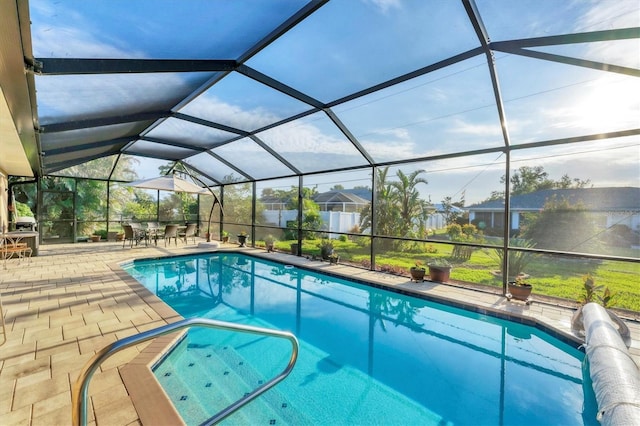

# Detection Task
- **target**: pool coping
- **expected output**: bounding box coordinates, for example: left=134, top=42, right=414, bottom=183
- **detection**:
left=110, top=260, right=186, bottom=426
left=112, top=248, right=630, bottom=425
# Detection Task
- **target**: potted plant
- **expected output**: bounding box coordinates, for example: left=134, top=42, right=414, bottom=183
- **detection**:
left=90, top=229, right=107, bottom=242
left=493, top=239, right=535, bottom=282
left=507, top=275, right=533, bottom=304
left=409, top=261, right=426, bottom=282
left=328, top=252, right=340, bottom=264
left=221, top=230, right=230, bottom=243
left=571, top=274, right=630, bottom=344
left=265, top=235, right=276, bottom=252
left=428, top=258, right=452, bottom=283
left=318, top=239, right=335, bottom=260
left=237, top=231, right=248, bottom=247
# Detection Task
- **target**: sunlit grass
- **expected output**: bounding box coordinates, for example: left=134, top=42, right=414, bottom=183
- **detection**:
left=271, top=238, right=639, bottom=311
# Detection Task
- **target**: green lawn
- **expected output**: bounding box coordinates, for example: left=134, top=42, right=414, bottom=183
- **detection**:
left=271, top=238, right=639, bottom=312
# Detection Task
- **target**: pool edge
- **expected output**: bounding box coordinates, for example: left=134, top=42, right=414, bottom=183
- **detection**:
left=110, top=260, right=188, bottom=426
left=112, top=248, right=632, bottom=425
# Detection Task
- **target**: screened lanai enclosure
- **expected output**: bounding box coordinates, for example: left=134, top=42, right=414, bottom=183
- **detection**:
left=1, top=1, right=639, bottom=311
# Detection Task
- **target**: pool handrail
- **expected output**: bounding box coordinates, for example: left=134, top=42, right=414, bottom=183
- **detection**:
left=71, top=317, right=299, bottom=426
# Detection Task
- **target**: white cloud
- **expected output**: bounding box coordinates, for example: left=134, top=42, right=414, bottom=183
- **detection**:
left=577, top=0, right=640, bottom=32
left=362, top=0, right=403, bottom=14
left=30, top=2, right=145, bottom=58
left=180, top=95, right=281, bottom=131
left=260, top=119, right=354, bottom=155
left=448, top=118, right=503, bottom=137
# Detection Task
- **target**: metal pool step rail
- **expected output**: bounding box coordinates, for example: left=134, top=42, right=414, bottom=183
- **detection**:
left=71, top=318, right=299, bottom=426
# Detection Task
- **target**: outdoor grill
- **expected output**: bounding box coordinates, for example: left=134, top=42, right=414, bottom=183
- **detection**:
left=7, top=216, right=40, bottom=257
left=15, top=216, right=37, bottom=231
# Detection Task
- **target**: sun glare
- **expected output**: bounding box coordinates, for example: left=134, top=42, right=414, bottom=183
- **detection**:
left=570, top=75, right=640, bottom=131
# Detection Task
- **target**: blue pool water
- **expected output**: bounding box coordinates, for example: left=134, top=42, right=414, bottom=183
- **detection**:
left=123, top=253, right=598, bottom=425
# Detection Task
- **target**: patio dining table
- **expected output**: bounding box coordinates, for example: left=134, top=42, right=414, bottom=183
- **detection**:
left=132, top=224, right=186, bottom=246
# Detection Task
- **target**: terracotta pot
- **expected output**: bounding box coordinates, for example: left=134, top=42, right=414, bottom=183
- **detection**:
left=90, top=235, right=101, bottom=242
left=410, top=267, right=426, bottom=282
left=508, top=282, right=533, bottom=301
left=428, top=265, right=451, bottom=283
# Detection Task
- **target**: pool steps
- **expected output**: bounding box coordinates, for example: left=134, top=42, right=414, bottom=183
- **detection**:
left=155, top=322, right=444, bottom=425
left=72, top=317, right=298, bottom=426
left=155, top=335, right=308, bottom=424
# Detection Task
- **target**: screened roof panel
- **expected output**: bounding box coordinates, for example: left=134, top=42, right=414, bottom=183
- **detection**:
left=256, top=111, right=370, bottom=174
left=184, top=152, right=247, bottom=184
left=178, top=72, right=314, bottom=132
left=497, top=55, right=640, bottom=144
left=144, top=117, right=238, bottom=148
left=181, top=167, right=218, bottom=187
left=45, top=145, right=123, bottom=171
left=35, top=72, right=217, bottom=125
left=246, top=0, right=479, bottom=103
left=333, top=56, right=503, bottom=163
left=125, top=140, right=201, bottom=160
left=30, top=0, right=309, bottom=59
left=40, top=122, right=148, bottom=151
left=476, top=0, right=637, bottom=41
left=1, top=1, right=636, bottom=184
left=54, top=155, right=119, bottom=180
left=111, top=155, right=174, bottom=181
left=213, top=138, right=295, bottom=180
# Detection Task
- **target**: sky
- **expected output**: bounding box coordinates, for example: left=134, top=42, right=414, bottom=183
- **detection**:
left=29, top=0, right=640, bottom=205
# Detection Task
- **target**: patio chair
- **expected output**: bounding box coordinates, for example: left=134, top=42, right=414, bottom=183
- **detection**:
left=179, top=223, right=198, bottom=244
left=161, top=224, right=179, bottom=246
left=122, top=224, right=137, bottom=248
left=146, top=222, right=160, bottom=245
left=1, top=239, right=32, bottom=269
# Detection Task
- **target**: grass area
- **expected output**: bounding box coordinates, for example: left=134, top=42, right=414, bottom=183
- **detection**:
left=269, top=238, right=639, bottom=312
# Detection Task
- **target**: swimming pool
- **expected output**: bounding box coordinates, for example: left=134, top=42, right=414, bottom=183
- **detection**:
left=123, top=253, right=598, bottom=425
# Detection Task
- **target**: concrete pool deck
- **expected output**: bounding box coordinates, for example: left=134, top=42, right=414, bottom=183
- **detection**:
left=0, top=241, right=638, bottom=425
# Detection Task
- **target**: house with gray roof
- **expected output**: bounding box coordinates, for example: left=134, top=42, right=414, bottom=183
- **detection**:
left=313, top=190, right=370, bottom=212
left=467, top=187, right=640, bottom=233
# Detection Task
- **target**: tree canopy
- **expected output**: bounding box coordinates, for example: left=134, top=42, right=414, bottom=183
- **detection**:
left=487, top=166, right=591, bottom=201
left=360, top=167, right=431, bottom=246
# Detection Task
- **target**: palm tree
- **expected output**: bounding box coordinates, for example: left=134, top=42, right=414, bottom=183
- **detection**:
left=360, top=167, right=397, bottom=236
left=389, top=169, right=429, bottom=237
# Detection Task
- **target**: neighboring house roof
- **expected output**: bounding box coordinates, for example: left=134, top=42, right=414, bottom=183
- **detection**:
left=432, top=203, right=465, bottom=214
left=313, top=190, right=369, bottom=205
left=337, top=188, right=373, bottom=201
left=260, top=195, right=288, bottom=204
left=467, top=187, right=640, bottom=212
